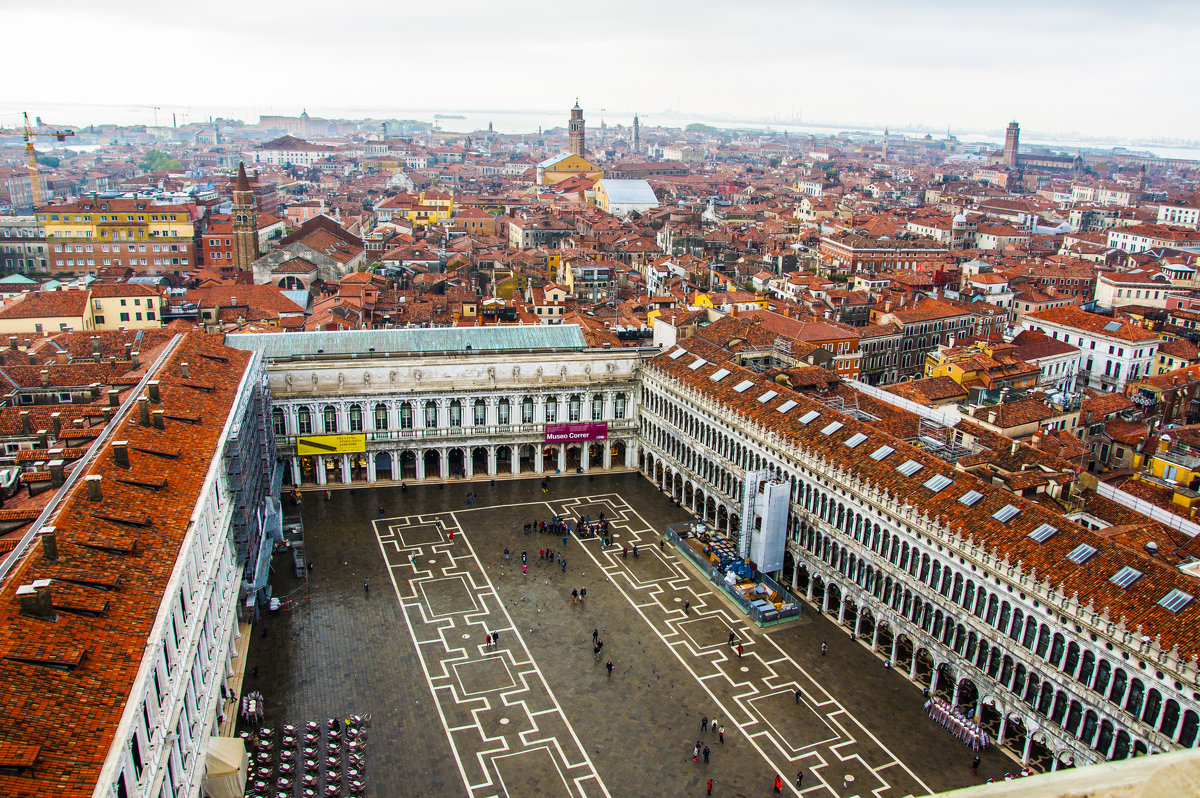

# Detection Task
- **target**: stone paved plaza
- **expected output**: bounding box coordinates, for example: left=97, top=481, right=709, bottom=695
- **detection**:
left=241, top=473, right=1015, bottom=797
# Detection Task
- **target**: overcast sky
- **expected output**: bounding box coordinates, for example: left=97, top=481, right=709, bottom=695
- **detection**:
left=2, top=0, right=1196, bottom=142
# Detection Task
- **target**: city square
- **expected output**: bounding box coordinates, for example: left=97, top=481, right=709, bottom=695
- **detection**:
left=242, top=473, right=1013, bottom=796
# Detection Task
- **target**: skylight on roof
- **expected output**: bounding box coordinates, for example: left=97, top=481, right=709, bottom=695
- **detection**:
left=1103, top=321, right=1123, bottom=332
left=777, top=400, right=797, bottom=413
left=1110, top=566, right=1143, bottom=588
left=1028, top=523, right=1058, bottom=543
left=959, top=490, right=984, bottom=507
left=821, top=421, right=844, bottom=435
left=709, top=368, right=731, bottom=382
left=668, top=347, right=686, bottom=359
left=733, top=380, right=755, bottom=393
left=688, top=357, right=706, bottom=370
left=869, top=445, right=894, bottom=461
left=993, top=504, right=1020, bottom=523
left=844, top=432, right=868, bottom=449
left=757, top=390, right=778, bottom=403
left=924, top=474, right=953, bottom=492
left=897, top=459, right=923, bottom=477
left=799, top=410, right=820, bottom=424
left=1159, top=589, right=1194, bottom=613
left=1067, top=543, right=1098, bottom=564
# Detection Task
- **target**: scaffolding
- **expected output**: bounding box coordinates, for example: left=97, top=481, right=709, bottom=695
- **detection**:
left=913, top=417, right=975, bottom=463
left=819, top=394, right=880, bottom=423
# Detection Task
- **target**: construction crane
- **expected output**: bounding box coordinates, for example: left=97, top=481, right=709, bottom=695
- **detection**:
left=0, top=113, right=74, bottom=208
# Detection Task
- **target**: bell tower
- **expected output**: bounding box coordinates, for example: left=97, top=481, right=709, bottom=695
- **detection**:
left=568, top=100, right=585, bottom=158
left=632, top=114, right=640, bottom=155
left=1002, top=121, right=1020, bottom=168
left=231, top=162, right=259, bottom=272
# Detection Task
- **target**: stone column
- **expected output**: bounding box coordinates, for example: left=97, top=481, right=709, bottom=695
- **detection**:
left=909, top=652, right=919, bottom=682
left=871, top=622, right=880, bottom=652
left=440, top=449, right=450, bottom=480
left=512, top=447, right=521, bottom=476
left=392, top=449, right=402, bottom=482
left=854, top=606, right=863, bottom=639
left=315, top=457, right=327, bottom=486
left=557, top=446, right=566, bottom=473
left=603, top=441, right=613, bottom=470
left=929, top=665, right=940, bottom=696
left=997, top=715, right=1008, bottom=747
left=341, top=454, right=352, bottom=484
left=581, top=444, right=591, bottom=472
left=837, top=597, right=847, bottom=625
left=290, top=457, right=301, bottom=485
left=415, top=452, right=426, bottom=481
left=465, top=450, right=474, bottom=479
left=806, top=579, right=815, bottom=601
left=1021, top=729, right=1035, bottom=765
left=890, top=635, right=899, bottom=664
left=487, top=447, right=497, bottom=477
left=952, top=681, right=961, bottom=708
left=535, top=445, right=545, bottom=474
left=366, top=453, right=377, bottom=483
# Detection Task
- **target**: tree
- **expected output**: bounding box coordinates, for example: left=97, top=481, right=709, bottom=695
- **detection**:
left=138, top=149, right=182, bottom=172
left=35, top=154, right=60, bottom=168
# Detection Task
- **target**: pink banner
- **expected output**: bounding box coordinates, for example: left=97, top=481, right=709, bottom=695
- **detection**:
left=544, top=422, right=608, bottom=443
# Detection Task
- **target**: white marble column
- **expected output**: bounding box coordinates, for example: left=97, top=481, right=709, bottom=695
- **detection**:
left=341, top=454, right=352, bottom=484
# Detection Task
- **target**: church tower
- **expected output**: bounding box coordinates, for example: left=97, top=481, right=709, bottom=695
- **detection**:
left=1002, top=121, right=1020, bottom=168
left=568, top=100, right=585, bottom=157
left=632, top=114, right=640, bottom=155
left=882, top=128, right=890, bottom=162
left=231, top=162, right=259, bottom=272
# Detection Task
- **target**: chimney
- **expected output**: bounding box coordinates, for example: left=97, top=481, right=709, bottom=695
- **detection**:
left=89, top=383, right=101, bottom=399
left=19, top=411, right=30, bottom=435
left=124, top=342, right=132, bottom=360
left=50, top=412, right=61, bottom=439
left=26, top=351, right=35, bottom=365
left=138, top=396, right=150, bottom=426
left=16, top=580, right=54, bottom=620
left=39, top=527, right=57, bottom=561
left=56, top=350, right=69, bottom=365
left=90, top=336, right=102, bottom=355
left=7, top=336, right=16, bottom=350
left=132, top=350, right=140, bottom=369
left=181, top=362, right=190, bottom=379
left=108, top=389, right=120, bottom=407
left=36, top=429, right=47, bottom=448
left=152, top=410, right=165, bottom=430
left=48, top=459, right=64, bottom=488
left=1010, top=441, right=1018, bottom=455
left=85, top=475, right=102, bottom=501
left=148, top=380, right=161, bottom=403
left=1146, top=541, right=1160, bottom=556
left=39, top=369, right=49, bottom=387
left=113, top=441, right=130, bottom=468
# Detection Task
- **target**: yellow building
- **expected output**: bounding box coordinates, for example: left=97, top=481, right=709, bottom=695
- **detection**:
left=39, top=197, right=196, bottom=274
left=89, top=284, right=166, bottom=330
left=536, top=153, right=603, bottom=186
left=0, top=290, right=92, bottom=335
left=1140, top=435, right=1200, bottom=492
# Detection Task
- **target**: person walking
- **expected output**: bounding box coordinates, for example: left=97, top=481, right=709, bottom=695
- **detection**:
left=561, top=559, right=567, bottom=572
left=606, top=660, right=613, bottom=677
left=821, top=642, right=827, bottom=656
left=773, top=774, right=783, bottom=794
left=484, top=633, right=491, bottom=648
left=684, top=600, right=690, bottom=615
left=701, top=716, right=708, bottom=733
left=504, top=547, right=509, bottom=560
left=580, top=587, right=586, bottom=603
left=593, top=642, right=601, bottom=660
left=728, top=631, right=735, bottom=647
left=449, top=530, right=454, bottom=543
left=593, top=628, right=599, bottom=644
left=737, top=643, right=743, bottom=658
left=492, top=629, right=499, bottom=646
left=706, top=778, right=713, bottom=796
left=794, top=689, right=801, bottom=704
left=971, top=755, right=981, bottom=775
left=572, top=589, right=579, bottom=604
left=522, top=550, right=527, bottom=564
left=363, top=579, right=369, bottom=593
left=693, top=741, right=701, bottom=762
left=702, top=745, right=710, bottom=763
left=718, top=724, right=724, bottom=744
left=796, top=771, right=804, bottom=788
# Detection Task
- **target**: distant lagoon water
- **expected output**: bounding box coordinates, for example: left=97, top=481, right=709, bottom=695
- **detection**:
left=3, top=102, right=1197, bottom=161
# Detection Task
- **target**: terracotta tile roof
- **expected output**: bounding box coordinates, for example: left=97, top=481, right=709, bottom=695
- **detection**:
left=0, top=332, right=252, bottom=798
left=1027, top=305, right=1159, bottom=342
left=0, top=292, right=89, bottom=321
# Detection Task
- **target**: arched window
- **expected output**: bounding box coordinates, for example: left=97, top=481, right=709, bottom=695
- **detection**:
left=323, top=405, right=337, bottom=433
left=498, top=398, right=511, bottom=425
left=1108, top=669, right=1128, bottom=706
left=1125, top=678, right=1145, bottom=718
left=569, top=394, right=582, bottom=421
left=1093, top=659, right=1111, bottom=695
left=272, top=407, right=285, bottom=436
left=1142, top=688, right=1162, bottom=726
left=615, top=393, right=627, bottom=419
left=424, top=400, right=438, bottom=428
left=374, top=403, right=388, bottom=430
left=592, top=393, right=604, bottom=420
left=348, top=404, right=363, bottom=432
left=297, top=407, right=312, bottom=435
left=400, top=402, right=413, bottom=429
left=473, top=399, right=487, bottom=426
left=449, top=400, right=462, bottom=428
left=1161, top=699, right=1182, bottom=738
left=545, top=396, right=558, bottom=423
left=522, top=396, right=534, bottom=423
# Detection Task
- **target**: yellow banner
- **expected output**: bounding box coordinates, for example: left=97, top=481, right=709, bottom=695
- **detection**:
left=297, top=434, right=366, bottom=456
